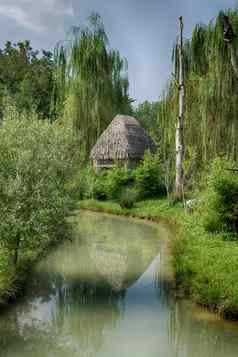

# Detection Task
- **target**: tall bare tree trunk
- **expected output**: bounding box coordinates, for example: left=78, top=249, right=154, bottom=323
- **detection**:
left=175, top=16, right=185, bottom=199
left=223, top=15, right=238, bottom=161
left=227, top=43, right=238, bottom=79
left=223, top=15, right=238, bottom=79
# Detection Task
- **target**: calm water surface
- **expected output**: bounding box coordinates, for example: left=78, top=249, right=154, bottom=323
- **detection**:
left=0, top=211, right=238, bottom=357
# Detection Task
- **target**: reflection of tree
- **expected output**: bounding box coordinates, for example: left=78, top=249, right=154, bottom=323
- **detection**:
left=0, top=266, right=123, bottom=357
left=155, top=241, right=175, bottom=307
left=168, top=299, right=238, bottom=357
left=0, top=211, right=163, bottom=357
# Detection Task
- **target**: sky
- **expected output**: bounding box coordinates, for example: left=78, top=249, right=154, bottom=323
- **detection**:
left=0, top=0, right=237, bottom=103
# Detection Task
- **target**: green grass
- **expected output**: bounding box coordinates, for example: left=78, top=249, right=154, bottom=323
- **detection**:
left=175, top=215, right=238, bottom=319
left=80, top=198, right=184, bottom=223
left=80, top=198, right=238, bottom=319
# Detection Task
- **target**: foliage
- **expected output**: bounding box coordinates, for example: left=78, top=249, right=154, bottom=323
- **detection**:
left=75, top=166, right=96, bottom=200
left=0, top=41, right=54, bottom=119
left=134, top=96, right=176, bottom=194
left=93, top=172, right=108, bottom=201
left=174, top=214, right=238, bottom=318
left=80, top=153, right=167, bottom=203
left=80, top=198, right=183, bottom=221
left=91, top=154, right=167, bottom=202
left=133, top=152, right=166, bottom=199
left=54, top=14, right=133, bottom=156
left=134, top=100, right=161, bottom=140
left=0, top=106, right=79, bottom=266
left=93, top=167, right=132, bottom=201
left=119, top=188, right=138, bottom=209
left=134, top=9, right=238, bottom=191
left=201, top=159, right=238, bottom=235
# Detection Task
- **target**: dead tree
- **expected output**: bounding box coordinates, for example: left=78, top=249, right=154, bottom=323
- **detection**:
left=223, top=15, right=238, bottom=159
left=175, top=16, right=185, bottom=200
left=223, top=15, right=238, bottom=78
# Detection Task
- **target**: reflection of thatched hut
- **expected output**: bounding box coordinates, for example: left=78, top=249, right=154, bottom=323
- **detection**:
left=91, top=243, right=157, bottom=293
left=90, top=115, right=156, bottom=171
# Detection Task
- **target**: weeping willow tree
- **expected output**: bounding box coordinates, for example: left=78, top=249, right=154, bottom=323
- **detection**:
left=53, top=14, right=132, bottom=156
left=158, top=8, right=238, bottom=189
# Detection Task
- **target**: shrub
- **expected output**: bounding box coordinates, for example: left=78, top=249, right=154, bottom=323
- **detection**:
left=93, top=171, right=108, bottom=201
left=76, top=166, right=95, bottom=200
left=119, top=188, right=138, bottom=209
left=94, top=167, right=132, bottom=201
left=202, top=158, right=238, bottom=235
left=133, top=152, right=166, bottom=200
left=0, top=112, right=79, bottom=265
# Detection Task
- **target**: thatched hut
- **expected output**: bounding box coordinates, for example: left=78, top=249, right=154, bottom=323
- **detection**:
left=90, top=115, right=156, bottom=171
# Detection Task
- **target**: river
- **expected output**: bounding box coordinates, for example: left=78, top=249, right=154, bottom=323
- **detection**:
left=0, top=210, right=238, bottom=357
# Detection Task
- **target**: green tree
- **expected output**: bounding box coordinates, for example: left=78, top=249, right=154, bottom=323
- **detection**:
left=0, top=41, right=54, bottom=118
left=54, top=14, right=133, bottom=157
left=0, top=104, right=79, bottom=266
left=156, top=8, right=238, bottom=190
left=134, top=100, right=161, bottom=138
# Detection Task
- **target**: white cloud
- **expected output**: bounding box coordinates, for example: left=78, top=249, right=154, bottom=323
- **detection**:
left=0, top=4, right=43, bottom=32
left=0, top=0, right=75, bottom=33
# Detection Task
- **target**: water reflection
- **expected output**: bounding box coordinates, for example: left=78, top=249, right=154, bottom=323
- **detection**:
left=169, top=300, right=238, bottom=357
left=0, top=211, right=238, bottom=357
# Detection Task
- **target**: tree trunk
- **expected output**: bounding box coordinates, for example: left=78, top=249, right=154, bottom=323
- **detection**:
left=9, top=235, right=20, bottom=267
left=228, top=43, right=238, bottom=79
left=223, top=15, right=238, bottom=79
left=175, top=16, right=185, bottom=199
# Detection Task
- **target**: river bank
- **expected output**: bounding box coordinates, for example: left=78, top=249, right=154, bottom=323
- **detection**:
left=80, top=199, right=238, bottom=320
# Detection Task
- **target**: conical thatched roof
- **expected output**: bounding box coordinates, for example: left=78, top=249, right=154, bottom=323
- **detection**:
left=90, top=115, right=156, bottom=160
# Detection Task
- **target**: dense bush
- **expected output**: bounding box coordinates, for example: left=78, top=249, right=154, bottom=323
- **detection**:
left=0, top=111, right=79, bottom=266
left=94, top=167, right=132, bottom=201
left=133, top=152, right=166, bottom=200
left=119, top=188, right=138, bottom=209
left=76, top=166, right=95, bottom=200
left=81, top=153, right=167, bottom=202
left=202, top=159, right=238, bottom=235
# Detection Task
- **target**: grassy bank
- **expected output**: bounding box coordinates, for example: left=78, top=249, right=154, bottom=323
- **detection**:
left=80, top=199, right=184, bottom=223
left=80, top=199, right=238, bottom=320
